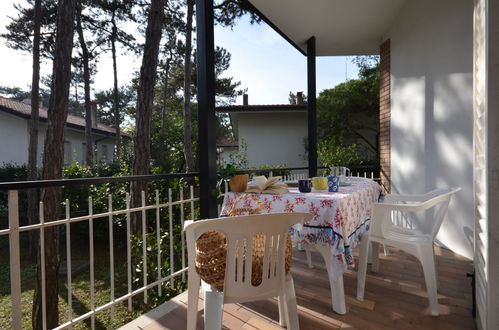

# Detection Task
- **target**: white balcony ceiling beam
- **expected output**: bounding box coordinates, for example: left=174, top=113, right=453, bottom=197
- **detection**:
left=248, top=0, right=408, bottom=56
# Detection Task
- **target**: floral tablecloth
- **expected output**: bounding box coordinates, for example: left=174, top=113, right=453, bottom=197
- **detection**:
left=220, top=177, right=383, bottom=280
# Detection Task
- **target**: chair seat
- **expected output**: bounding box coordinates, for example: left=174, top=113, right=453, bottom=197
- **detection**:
left=376, top=225, right=432, bottom=244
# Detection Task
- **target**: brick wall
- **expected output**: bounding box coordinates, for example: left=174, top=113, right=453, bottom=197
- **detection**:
left=379, top=39, right=391, bottom=193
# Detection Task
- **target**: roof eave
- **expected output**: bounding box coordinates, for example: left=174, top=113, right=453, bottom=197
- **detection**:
left=0, top=104, right=130, bottom=139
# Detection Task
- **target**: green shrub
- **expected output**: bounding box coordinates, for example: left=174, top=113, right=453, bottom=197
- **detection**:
left=131, top=226, right=187, bottom=307
left=251, top=164, right=291, bottom=178
left=0, top=163, right=28, bottom=221
left=318, top=137, right=376, bottom=168
left=0, top=162, right=28, bottom=181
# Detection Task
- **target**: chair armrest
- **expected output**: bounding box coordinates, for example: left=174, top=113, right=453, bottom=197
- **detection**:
left=375, top=189, right=454, bottom=212
left=374, top=202, right=428, bottom=213
left=384, top=188, right=460, bottom=204
left=383, top=194, right=429, bottom=203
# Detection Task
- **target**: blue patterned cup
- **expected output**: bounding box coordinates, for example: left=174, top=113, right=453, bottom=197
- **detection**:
left=327, top=175, right=339, bottom=192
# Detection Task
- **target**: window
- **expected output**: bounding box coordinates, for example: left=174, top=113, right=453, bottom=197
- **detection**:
left=101, top=144, right=108, bottom=161
left=82, top=142, right=86, bottom=164
left=64, top=141, right=72, bottom=165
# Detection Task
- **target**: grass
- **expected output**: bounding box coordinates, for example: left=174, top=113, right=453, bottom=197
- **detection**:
left=0, top=236, right=186, bottom=329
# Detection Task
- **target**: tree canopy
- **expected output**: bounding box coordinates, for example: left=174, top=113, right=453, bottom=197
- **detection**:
left=316, top=56, right=380, bottom=166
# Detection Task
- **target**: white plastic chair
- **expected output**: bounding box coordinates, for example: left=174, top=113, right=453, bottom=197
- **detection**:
left=185, top=212, right=312, bottom=330
left=356, top=187, right=461, bottom=316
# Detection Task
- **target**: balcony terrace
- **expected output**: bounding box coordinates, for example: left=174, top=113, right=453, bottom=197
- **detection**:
left=1, top=167, right=475, bottom=329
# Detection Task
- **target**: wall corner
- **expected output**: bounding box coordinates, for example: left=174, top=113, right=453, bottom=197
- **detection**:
left=379, top=39, right=391, bottom=193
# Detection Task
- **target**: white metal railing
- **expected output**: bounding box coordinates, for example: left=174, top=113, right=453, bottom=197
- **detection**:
left=260, top=169, right=379, bottom=182
left=1, top=185, right=199, bottom=330
left=284, top=170, right=379, bottom=182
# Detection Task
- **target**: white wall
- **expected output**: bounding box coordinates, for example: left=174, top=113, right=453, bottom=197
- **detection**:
left=0, top=111, right=29, bottom=165
left=388, top=0, right=474, bottom=258
left=0, top=111, right=116, bottom=166
left=236, top=112, right=308, bottom=168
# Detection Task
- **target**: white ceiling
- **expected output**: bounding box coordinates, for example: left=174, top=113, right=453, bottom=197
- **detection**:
left=248, top=0, right=408, bottom=56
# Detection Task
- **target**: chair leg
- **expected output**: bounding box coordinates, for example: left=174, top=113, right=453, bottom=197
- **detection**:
left=383, top=244, right=390, bottom=256
left=371, top=242, right=380, bottom=273
left=433, top=251, right=439, bottom=291
left=357, top=235, right=370, bottom=301
left=283, top=274, right=300, bottom=330
left=204, top=284, right=224, bottom=330
left=187, top=271, right=201, bottom=330
left=418, top=245, right=439, bottom=316
left=278, top=294, right=288, bottom=327
left=305, top=246, right=313, bottom=269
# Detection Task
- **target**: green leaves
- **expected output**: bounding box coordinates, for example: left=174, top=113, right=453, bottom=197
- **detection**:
left=318, top=137, right=372, bottom=168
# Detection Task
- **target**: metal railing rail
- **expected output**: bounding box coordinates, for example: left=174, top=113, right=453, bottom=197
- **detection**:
left=0, top=172, right=200, bottom=191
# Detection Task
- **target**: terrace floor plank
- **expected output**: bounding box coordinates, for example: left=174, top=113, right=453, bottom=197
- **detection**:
left=122, top=245, right=475, bottom=330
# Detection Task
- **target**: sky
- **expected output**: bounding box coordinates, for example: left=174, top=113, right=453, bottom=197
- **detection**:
left=0, top=1, right=359, bottom=105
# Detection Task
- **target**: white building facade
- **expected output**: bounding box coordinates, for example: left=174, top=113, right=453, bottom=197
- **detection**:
left=0, top=97, right=121, bottom=166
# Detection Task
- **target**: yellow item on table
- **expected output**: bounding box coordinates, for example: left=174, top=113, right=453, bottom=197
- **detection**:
left=311, top=177, right=328, bottom=190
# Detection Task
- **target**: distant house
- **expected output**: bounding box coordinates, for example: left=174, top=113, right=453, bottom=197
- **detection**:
left=217, top=93, right=378, bottom=169
left=0, top=96, right=125, bottom=166
left=216, top=96, right=308, bottom=169
left=216, top=139, right=239, bottom=167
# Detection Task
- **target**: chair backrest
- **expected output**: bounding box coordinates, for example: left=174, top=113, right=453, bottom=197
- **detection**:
left=425, top=188, right=461, bottom=238
left=372, top=187, right=461, bottom=240
left=184, top=213, right=312, bottom=302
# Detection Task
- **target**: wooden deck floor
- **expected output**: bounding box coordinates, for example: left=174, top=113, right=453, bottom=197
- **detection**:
left=123, top=246, right=475, bottom=330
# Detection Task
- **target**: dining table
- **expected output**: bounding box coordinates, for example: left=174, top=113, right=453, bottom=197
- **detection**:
left=220, top=176, right=383, bottom=315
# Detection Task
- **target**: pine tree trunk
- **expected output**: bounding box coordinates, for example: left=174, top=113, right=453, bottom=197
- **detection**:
left=131, top=0, right=165, bottom=236
left=27, top=0, right=42, bottom=261
left=111, top=11, right=121, bottom=158
left=183, top=0, right=195, bottom=172
left=76, top=1, right=93, bottom=166
left=159, top=60, right=170, bottom=168
left=32, top=0, right=76, bottom=328
left=161, top=61, right=170, bottom=134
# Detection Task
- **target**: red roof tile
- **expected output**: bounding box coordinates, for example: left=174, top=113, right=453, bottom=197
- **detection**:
left=216, top=139, right=238, bottom=147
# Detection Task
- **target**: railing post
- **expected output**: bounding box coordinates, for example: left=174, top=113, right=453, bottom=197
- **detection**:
left=168, top=188, right=174, bottom=289
left=8, top=190, right=22, bottom=330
